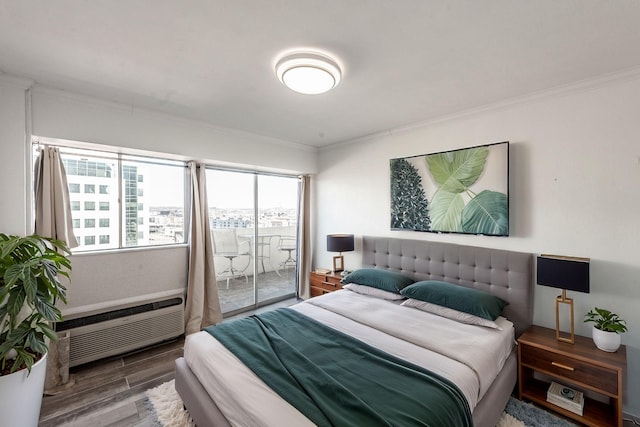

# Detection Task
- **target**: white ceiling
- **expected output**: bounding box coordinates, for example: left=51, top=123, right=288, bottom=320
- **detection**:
left=1, top=1, right=640, bottom=148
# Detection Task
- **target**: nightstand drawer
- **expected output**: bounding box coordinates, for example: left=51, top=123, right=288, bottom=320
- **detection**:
left=520, top=344, right=618, bottom=395
left=310, top=271, right=343, bottom=295
left=313, top=278, right=342, bottom=292
left=310, top=286, right=330, bottom=297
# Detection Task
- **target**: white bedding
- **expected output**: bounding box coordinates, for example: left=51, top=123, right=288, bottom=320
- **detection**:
left=184, top=290, right=515, bottom=427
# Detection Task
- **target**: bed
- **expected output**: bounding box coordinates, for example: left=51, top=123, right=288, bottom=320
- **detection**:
left=175, top=236, right=533, bottom=427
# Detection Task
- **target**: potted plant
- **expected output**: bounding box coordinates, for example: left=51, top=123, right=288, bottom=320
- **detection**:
left=0, top=234, right=71, bottom=427
left=584, top=307, right=627, bottom=352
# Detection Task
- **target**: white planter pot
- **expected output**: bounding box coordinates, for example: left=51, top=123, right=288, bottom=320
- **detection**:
left=592, top=326, right=622, bottom=352
left=0, top=353, right=47, bottom=427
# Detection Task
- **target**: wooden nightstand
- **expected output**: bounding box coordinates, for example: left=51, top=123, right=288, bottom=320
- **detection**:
left=518, top=325, right=626, bottom=427
left=310, top=271, right=343, bottom=297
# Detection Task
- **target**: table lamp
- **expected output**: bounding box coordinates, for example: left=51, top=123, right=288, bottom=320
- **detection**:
left=537, top=254, right=590, bottom=344
left=326, top=234, right=354, bottom=273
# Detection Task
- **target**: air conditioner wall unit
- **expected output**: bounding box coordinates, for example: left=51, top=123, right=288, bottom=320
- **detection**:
left=58, top=295, right=185, bottom=367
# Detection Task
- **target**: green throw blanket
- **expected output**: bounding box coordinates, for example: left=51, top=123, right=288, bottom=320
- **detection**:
left=205, top=308, right=473, bottom=427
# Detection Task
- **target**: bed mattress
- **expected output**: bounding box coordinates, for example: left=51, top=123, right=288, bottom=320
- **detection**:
left=184, top=290, right=515, bottom=427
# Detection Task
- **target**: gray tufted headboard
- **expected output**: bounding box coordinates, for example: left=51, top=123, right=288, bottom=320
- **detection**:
left=362, top=236, right=534, bottom=337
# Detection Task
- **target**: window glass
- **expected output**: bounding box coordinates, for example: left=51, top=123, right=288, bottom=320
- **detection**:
left=39, top=144, right=186, bottom=252
left=206, top=169, right=300, bottom=314
left=121, top=157, right=186, bottom=247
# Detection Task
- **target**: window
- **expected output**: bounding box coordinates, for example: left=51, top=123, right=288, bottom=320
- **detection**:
left=36, top=143, right=187, bottom=252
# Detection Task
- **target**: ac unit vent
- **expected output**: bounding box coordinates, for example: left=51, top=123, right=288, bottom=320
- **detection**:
left=57, top=297, right=183, bottom=331
left=67, top=299, right=184, bottom=367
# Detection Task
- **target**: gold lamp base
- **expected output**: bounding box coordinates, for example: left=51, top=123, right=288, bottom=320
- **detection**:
left=332, top=254, right=344, bottom=272
left=555, top=289, right=575, bottom=344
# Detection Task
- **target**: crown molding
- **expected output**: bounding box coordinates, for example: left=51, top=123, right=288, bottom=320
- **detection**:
left=322, top=65, right=640, bottom=151
left=0, top=72, right=34, bottom=89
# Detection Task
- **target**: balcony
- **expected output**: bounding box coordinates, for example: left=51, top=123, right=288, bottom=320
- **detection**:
left=212, top=226, right=297, bottom=314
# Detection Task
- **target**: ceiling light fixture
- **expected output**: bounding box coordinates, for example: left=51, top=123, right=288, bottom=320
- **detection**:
left=275, top=51, right=341, bottom=95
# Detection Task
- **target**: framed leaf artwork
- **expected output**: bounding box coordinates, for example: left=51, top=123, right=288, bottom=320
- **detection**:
left=390, top=141, right=509, bottom=236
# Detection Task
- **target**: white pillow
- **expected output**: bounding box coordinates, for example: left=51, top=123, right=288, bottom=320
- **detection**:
left=343, top=283, right=405, bottom=300
left=401, top=298, right=502, bottom=329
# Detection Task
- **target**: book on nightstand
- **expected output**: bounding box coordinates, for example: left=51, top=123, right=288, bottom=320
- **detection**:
left=546, top=381, right=584, bottom=416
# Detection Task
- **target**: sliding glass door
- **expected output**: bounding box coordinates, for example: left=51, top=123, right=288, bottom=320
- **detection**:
left=206, top=169, right=299, bottom=315
left=257, top=175, right=299, bottom=304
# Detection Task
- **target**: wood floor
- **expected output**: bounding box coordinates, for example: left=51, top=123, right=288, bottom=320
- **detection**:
left=39, top=337, right=184, bottom=427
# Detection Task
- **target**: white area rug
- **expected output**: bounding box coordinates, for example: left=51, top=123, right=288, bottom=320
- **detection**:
left=146, top=380, right=194, bottom=427
left=146, top=380, right=575, bottom=427
left=496, top=411, right=525, bottom=427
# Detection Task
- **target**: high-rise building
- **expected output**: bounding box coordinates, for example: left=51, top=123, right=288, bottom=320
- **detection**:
left=63, top=158, right=149, bottom=250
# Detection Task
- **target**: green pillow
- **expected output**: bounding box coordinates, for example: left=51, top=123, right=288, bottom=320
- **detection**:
left=342, top=268, right=415, bottom=294
left=400, top=280, right=507, bottom=320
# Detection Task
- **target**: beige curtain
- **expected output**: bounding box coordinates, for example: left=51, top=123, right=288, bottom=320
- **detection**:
left=34, top=146, right=78, bottom=248
left=185, top=162, right=223, bottom=334
left=297, top=175, right=312, bottom=299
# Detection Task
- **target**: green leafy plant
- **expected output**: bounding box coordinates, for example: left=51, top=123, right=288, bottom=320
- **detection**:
left=426, top=146, right=508, bottom=235
left=390, top=158, right=431, bottom=231
left=584, top=307, right=628, bottom=334
left=0, top=234, right=71, bottom=375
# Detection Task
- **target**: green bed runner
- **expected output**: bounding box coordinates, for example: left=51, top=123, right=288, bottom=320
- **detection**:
left=204, top=308, right=472, bottom=427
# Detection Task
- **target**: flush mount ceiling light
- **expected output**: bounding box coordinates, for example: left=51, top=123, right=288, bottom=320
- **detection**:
left=275, top=51, right=341, bottom=95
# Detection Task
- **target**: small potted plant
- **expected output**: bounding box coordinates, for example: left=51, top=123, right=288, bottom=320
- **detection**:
left=584, top=307, right=627, bottom=352
left=0, top=233, right=72, bottom=426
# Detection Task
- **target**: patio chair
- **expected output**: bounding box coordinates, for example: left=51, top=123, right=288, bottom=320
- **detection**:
left=277, top=235, right=297, bottom=271
left=212, top=229, right=250, bottom=289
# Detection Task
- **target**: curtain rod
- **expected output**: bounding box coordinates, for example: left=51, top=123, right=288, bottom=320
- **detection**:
left=31, top=141, right=187, bottom=168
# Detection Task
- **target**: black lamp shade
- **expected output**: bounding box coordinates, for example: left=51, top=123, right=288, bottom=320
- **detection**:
left=327, top=234, right=354, bottom=253
left=537, top=255, right=590, bottom=293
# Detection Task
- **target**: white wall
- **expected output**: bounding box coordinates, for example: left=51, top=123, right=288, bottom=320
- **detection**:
left=0, top=80, right=317, bottom=316
left=316, top=74, right=640, bottom=415
left=31, top=87, right=317, bottom=174
left=0, top=77, right=30, bottom=235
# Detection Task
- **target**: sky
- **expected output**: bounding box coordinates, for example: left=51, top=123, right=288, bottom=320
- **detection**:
left=138, top=166, right=298, bottom=209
